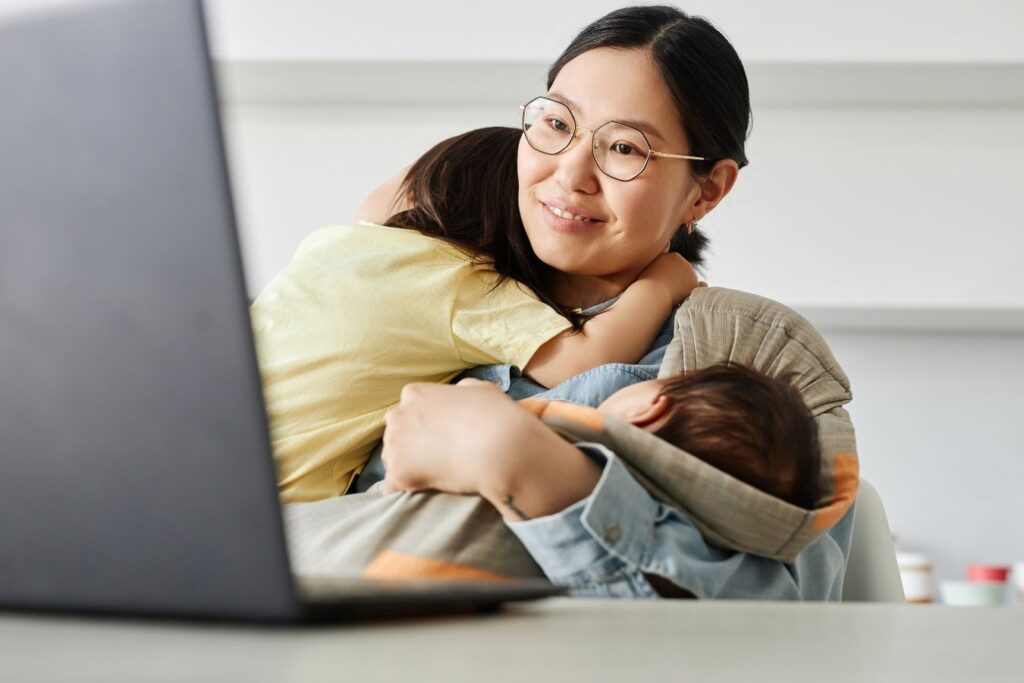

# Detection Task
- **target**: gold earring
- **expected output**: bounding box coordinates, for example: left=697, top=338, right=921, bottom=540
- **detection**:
left=686, top=220, right=696, bottom=235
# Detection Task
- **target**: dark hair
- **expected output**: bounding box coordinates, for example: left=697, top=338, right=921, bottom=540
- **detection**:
left=384, top=126, right=586, bottom=328
left=653, top=363, right=820, bottom=508
left=548, top=5, right=752, bottom=262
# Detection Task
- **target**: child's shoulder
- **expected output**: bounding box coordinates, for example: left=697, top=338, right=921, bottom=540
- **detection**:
left=288, top=225, right=479, bottom=282
left=297, top=222, right=396, bottom=249
left=293, top=223, right=467, bottom=262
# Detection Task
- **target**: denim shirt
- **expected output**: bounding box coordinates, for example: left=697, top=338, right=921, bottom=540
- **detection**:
left=356, top=301, right=853, bottom=599
left=507, top=443, right=851, bottom=600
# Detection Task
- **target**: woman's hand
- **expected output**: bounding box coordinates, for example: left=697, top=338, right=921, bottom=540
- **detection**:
left=381, top=379, right=532, bottom=496
left=637, top=252, right=701, bottom=305
left=381, top=379, right=602, bottom=520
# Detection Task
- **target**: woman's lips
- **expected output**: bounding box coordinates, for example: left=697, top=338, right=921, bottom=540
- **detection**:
left=540, top=201, right=603, bottom=233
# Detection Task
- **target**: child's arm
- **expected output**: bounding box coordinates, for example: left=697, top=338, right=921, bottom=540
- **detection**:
left=354, top=164, right=413, bottom=224
left=524, top=252, right=699, bottom=388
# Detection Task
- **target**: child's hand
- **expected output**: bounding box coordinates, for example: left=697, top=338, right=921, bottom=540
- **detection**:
left=638, top=252, right=701, bottom=305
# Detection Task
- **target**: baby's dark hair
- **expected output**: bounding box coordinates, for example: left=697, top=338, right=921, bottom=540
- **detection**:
left=653, top=363, right=820, bottom=508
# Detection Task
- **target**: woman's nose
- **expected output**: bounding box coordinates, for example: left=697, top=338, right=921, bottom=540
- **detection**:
left=553, top=129, right=600, bottom=194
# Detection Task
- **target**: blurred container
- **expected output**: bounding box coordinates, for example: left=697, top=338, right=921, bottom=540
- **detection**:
left=940, top=580, right=1007, bottom=607
left=896, top=552, right=933, bottom=603
left=966, top=564, right=1010, bottom=583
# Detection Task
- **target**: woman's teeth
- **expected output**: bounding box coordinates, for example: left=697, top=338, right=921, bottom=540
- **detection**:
left=545, top=204, right=594, bottom=222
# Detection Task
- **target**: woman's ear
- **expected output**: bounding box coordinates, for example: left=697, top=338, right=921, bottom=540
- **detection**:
left=687, top=159, right=740, bottom=223
left=625, top=394, right=671, bottom=429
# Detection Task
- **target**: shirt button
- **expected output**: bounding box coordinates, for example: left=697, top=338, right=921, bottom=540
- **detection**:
left=603, top=522, right=621, bottom=544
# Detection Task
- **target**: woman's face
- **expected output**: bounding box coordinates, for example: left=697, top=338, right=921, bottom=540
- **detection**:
left=517, top=47, right=700, bottom=295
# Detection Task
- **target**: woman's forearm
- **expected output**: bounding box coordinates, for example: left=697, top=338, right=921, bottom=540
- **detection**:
left=381, top=380, right=601, bottom=514
left=477, top=426, right=602, bottom=521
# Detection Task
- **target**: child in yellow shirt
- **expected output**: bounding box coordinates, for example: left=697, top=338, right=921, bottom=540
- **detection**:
left=251, top=128, right=699, bottom=502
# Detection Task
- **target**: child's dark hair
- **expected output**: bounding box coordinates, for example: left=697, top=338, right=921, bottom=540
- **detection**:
left=383, top=126, right=710, bottom=330
left=653, top=363, right=820, bottom=508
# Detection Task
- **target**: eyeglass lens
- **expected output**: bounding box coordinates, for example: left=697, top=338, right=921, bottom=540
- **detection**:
left=522, top=97, right=652, bottom=181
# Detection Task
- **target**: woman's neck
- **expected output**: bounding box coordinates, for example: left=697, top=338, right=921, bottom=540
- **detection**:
left=549, top=271, right=631, bottom=310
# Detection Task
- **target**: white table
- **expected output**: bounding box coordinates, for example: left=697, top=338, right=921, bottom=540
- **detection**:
left=1, top=599, right=1020, bottom=682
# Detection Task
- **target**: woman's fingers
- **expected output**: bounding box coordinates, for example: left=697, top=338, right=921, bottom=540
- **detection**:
left=378, top=380, right=522, bottom=497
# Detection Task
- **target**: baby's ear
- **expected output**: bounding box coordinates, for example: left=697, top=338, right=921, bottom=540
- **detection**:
left=625, top=395, right=670, bottom=430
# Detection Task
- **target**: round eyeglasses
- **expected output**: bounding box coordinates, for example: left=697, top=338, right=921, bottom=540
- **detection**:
left=520, top=96, right=705, bottom=182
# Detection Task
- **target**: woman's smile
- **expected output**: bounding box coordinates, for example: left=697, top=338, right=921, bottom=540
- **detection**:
left=539, top=198, right=605, bottom=233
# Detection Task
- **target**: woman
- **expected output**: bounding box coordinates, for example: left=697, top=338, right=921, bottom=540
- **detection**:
left=367, top=6, right=854, bottom=599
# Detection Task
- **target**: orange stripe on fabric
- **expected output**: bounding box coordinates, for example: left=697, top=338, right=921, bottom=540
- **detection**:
left=537, top=401, right=605, bottom=431
left=518, top=398, right=605, bottom=431
left=518, top=398, right=548, bottom=418
left=812, top=452, right=860, bottom=530
left=363, top=550, right=515, bottom=583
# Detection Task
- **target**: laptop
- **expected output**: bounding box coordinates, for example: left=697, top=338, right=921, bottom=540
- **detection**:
left=0, top=0, right=559, bottom=622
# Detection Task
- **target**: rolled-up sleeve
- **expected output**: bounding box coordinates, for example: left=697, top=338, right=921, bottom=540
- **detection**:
left=506, top=444, right=852, bottom=601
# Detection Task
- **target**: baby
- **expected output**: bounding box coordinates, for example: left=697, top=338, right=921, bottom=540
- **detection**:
left=594, top=362, right=820, bottom=508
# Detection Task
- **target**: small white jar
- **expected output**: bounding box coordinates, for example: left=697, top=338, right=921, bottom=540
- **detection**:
left=896, top=552, right=933, bottom=603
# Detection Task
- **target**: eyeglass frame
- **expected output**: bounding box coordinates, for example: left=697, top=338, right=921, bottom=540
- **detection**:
left=519, top=96, right=706, bottom=181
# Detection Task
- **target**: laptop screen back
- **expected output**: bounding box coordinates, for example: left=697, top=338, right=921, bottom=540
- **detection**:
left=0, top=0, right=298, bottom=620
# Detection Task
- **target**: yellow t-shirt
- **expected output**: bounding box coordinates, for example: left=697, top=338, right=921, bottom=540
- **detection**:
left=250, top=223, right=571, bottom=503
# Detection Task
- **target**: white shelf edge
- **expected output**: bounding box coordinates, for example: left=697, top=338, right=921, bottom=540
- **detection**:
left=794, top=307, right=1024, bottom=333
left=214, top=60, right=1024, bottom=107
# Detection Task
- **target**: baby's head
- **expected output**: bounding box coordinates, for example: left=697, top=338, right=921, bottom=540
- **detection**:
left=597, top=363, right=820, bottom=508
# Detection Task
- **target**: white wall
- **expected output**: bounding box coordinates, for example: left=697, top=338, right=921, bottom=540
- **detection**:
left=205, top=0, right=1024, bottom=62
left=829, top=331, right=1024, bottom=580
left=707, top=104, right=1024, bottom=309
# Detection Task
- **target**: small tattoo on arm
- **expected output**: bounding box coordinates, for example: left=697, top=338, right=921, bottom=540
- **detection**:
left=503, top=495, right=531, bottom=521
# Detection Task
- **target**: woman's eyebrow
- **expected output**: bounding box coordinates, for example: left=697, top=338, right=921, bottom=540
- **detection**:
left=548, top=91, right=667, bottom=143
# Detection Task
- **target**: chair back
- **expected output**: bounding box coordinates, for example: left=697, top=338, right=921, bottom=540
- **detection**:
left=843, top=479, right=905, bottom=602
